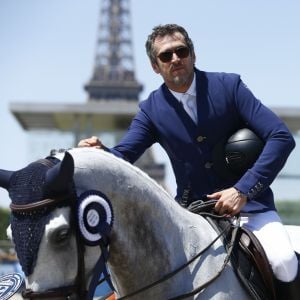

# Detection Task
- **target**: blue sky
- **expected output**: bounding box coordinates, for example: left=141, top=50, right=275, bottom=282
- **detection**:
left=0, top=0, right=300, bottom=207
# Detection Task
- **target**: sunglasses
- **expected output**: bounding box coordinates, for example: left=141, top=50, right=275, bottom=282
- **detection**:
left=157, top=46, right=190, bottom=63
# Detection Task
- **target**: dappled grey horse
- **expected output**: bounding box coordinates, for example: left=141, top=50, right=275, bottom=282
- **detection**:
left=1, top=148, right=259, bottom=299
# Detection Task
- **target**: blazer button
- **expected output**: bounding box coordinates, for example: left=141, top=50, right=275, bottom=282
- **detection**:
left=197, top=136, right=206, bottom=142
left=204, top=162, right=213, bottom=169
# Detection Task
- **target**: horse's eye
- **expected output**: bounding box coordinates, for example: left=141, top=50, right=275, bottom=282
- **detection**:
left=51, top=227, right=71, bottom=245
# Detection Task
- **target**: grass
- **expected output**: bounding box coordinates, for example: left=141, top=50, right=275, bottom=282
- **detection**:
left=276, top=200, right=300, bottom=225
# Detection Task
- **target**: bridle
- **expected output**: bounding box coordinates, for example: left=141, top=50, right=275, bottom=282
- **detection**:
left=10, top=193, right=89, bottom=300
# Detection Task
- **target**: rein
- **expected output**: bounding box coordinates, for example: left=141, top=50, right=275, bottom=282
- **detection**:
left=117, top=200, right=240, bottom=300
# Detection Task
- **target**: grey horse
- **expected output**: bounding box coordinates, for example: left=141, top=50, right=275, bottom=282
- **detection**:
left=1, top=148, right=261, bottom=299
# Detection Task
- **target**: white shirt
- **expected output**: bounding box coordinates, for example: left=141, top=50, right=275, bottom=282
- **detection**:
left=169, top=73, right=197, bottom=123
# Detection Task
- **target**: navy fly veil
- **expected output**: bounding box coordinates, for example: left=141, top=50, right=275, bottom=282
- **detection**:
left=8, top=157, right=71, bottom=276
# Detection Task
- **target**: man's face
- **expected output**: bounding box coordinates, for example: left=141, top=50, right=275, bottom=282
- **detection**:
left=152, top=32, right=196, bottom=93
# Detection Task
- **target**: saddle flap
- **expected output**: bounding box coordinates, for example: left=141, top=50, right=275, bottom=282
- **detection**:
left=204, top=214, right=276, bottom=300
left=238, top=227, right=276, bottom=299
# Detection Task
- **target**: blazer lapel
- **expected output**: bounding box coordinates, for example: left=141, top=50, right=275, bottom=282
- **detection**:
left=195, top=70, right=210, bottom=128
left=162, top=85, right=198, bottom=141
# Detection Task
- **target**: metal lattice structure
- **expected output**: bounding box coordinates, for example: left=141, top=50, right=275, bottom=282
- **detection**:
left=85, top=0, right=143, bottom=101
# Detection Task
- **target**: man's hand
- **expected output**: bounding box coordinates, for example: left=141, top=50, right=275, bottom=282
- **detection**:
left=207, top=187, right=247, bottom=216
left=78, top=136, right=102, bottom=149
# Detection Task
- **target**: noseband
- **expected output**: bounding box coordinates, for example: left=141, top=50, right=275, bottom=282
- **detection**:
left=10, top=193, right=88, bottom=300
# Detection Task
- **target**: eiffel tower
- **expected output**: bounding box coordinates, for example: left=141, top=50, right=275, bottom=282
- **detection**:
left=85, top=0, right=142, bottom=101
left=84, top=0, right=165, bottom=185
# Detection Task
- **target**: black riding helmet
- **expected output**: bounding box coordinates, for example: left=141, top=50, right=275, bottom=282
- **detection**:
left=213, top=128, right=265, bottom=180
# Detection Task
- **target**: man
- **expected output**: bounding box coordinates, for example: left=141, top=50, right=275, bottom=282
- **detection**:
left=79, top=24, right=298, bottom=297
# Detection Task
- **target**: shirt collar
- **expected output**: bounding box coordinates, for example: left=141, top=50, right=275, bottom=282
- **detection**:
left=168, top=72, right=196, bottom=101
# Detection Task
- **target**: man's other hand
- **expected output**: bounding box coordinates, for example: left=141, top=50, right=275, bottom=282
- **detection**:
left=207, top=187, right=247, bottom=216
left=78, top=136, right=102, bottom=149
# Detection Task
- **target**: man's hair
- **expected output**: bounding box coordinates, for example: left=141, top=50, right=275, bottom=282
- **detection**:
left=145, top=24, right=194, bottom=64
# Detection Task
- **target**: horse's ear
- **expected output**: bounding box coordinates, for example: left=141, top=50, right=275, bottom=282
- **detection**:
left=0, top=169, right=14, bottom=190
left=45, top=152, right=74, bottom=194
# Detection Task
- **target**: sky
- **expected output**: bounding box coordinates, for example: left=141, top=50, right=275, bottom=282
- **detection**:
left=0, top=0, right=300, bottom=207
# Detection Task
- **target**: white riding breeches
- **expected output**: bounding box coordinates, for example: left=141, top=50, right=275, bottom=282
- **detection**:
left=239, top=210, right=298, bottom=282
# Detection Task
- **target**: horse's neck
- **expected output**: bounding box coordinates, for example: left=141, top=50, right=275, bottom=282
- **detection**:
left=71, top=150, right=249, bottom=299
left=108, top=180, right=213, bottom=295
left=72, top=150, right=219, bottom=295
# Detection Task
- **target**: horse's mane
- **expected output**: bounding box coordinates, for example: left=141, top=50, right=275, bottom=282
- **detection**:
left=60, top=147, right=175, bottom=207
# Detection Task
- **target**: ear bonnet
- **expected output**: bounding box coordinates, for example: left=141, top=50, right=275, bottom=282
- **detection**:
left=8, top=156, right=74, bottom=276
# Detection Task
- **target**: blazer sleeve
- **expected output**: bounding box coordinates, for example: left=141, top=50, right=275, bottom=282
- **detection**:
left=231, top=77, right=296, bottom=200
left=109, top=108, right=157, bottom=164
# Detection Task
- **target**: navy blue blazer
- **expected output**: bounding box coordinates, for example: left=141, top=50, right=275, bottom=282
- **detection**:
left=110, top=68, right=295, bottom=213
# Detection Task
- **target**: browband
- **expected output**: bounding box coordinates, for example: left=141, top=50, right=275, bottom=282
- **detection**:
left=10, top=194, right=73, bottom=212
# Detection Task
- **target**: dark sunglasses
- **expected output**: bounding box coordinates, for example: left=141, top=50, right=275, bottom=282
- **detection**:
left=157, top=46, right=190, bottom=63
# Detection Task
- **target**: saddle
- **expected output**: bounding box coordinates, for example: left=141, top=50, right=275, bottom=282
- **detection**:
left=187, top=200, right=276, bottom=300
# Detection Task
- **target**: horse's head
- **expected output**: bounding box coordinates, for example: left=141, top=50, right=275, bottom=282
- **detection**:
left=0, top=151, right=113, bottom=299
